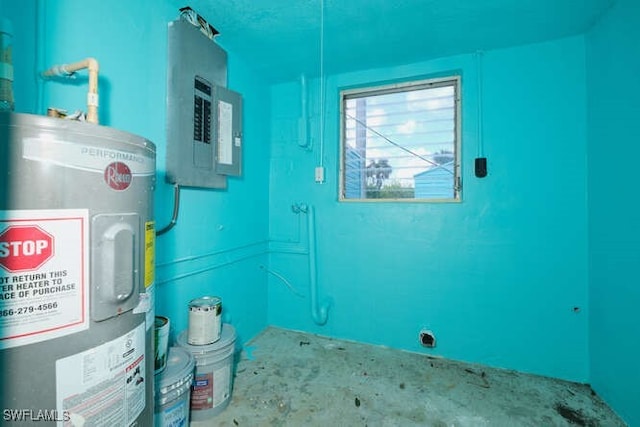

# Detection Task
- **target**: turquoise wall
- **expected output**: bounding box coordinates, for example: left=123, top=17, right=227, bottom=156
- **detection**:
left=8, top=0, right=640, bottom=421
left=268, top=36, right=589, bottom=382
left=0, top=0, right=37, bottom=113
left=587, top=0, right=640, bottom=424
left=37, top=0, right=271, bottom=346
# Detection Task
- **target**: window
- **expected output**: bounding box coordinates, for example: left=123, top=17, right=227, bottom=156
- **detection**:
left=339, top=76, right=461, bottom=201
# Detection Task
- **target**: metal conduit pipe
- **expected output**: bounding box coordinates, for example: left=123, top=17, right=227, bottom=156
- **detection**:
left=156, top=184, right=181, bottom=236
left=298, top=74, right=310, bottom=150
left=42, top=57, right=100, bottom=124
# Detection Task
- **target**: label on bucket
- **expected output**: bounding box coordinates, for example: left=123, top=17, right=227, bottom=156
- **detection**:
left=191, top=372, right=214, bottom=410
left=0, top=209, right=89, bottom=350
left=190, top=365, right=232, bottom=411
left=158, top=398, right=189, bottom=427
left=212, top=365, right=231, bottom=407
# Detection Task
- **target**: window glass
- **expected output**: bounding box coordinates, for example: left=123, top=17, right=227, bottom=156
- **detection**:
left=340, top=77, right=461, bottom=201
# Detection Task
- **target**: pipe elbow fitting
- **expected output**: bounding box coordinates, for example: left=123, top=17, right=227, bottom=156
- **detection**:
left=86, top=57, right=99, bottom=73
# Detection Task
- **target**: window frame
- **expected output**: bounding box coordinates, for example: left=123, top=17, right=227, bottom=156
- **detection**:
left=338, top=75, right=462, bottom=203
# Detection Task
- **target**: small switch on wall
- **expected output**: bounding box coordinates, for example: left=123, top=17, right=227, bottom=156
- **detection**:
left=475, top=157, right=488, bottom=178
left=315, top=166, right=325, bottom=183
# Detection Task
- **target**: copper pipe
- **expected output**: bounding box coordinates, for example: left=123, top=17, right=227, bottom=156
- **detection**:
left=42, top=57, right=99, bottom=124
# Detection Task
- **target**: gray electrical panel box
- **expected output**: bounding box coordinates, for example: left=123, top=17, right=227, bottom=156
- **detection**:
left=166, top=19, right=243, bottom=189
left=213, top=85, right=242, bottom=176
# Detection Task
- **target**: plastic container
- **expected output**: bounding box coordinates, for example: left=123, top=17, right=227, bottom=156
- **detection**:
left=154, top=346, right=195, bottom=427
left=177, top=323, right=236, bottom=421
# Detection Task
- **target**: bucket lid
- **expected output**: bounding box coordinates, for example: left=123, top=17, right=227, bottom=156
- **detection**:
left=155, top=347, right=195, bottom=394
left=189, top=295, right=222, bottom=308
left=177, top=323, right=236, bottom=355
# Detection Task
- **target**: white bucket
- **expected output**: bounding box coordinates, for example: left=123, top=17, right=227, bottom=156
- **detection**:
left=176, top=323, right=236, bottom=421
left=154, top=346, right=195, bottom=427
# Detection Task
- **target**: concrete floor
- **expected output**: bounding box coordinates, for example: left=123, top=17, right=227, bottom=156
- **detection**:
left=192, top=327, right=625, bottom=427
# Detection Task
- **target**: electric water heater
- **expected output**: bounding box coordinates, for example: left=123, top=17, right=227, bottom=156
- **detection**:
left=0, top=112, right=155, bottom=426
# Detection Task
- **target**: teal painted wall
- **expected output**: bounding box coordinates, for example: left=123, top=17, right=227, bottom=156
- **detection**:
left=268, top=36, right=589, bottom=382
left=37, top=0, right=271, bottom=346
left=587, top=0, right=640, bottom=424
left=0, top=0, right=37, bottom=113
left=10, top=0, right=640, bottom=421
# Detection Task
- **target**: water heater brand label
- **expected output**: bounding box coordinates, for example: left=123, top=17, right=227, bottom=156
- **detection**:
left=22, top=137, right=155, bottom=175
left=104, top=161, right=133, bottom=191
left=0, top=209, right=89, bottom=349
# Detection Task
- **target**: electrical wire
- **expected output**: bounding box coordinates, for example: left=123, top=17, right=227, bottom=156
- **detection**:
left=345, top=112, right=449, bottom=173
left=476, top=50, right=484, bottom=158
left=318, top=0, right=325, bottom=170
left=260, top=265, right=305, bottom=298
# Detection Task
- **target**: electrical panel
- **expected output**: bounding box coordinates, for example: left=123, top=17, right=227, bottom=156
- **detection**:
left=213, top=85, right=242, bottom=176
left=166, top=18, right=243, bottom=189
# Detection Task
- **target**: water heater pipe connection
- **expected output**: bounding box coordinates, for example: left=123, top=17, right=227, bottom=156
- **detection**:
left=42, top=57, right=100, bottom=124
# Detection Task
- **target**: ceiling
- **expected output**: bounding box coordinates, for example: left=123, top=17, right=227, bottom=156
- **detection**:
left=171, top=0, right=614, bottom=83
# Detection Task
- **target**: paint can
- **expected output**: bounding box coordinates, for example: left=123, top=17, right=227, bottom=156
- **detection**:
left=177, top=323, right=236, bottom=421
left=188, top=296, right=222, bottom=345
left=154, top=316, right=170, bottom=374
left=154, top=346, right=195, bottom=427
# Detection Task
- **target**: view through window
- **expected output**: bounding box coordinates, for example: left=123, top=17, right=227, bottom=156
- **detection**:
left=340, top=77, right=461, bottom=201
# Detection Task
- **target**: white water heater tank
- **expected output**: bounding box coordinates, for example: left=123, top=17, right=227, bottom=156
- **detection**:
left=0, top=112, right=155, bottom=426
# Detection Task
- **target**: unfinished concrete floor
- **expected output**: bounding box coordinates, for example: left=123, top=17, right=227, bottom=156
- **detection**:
left=193, top=327, right=625, bottom=427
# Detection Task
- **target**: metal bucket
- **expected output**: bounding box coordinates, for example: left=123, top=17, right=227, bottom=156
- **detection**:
left=188, top=296, right=222, bottom=345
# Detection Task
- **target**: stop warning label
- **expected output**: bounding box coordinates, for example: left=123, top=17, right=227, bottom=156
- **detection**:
left=0, top=209, right=89, bottom=349
left=0, top=225, right=54, bottom=272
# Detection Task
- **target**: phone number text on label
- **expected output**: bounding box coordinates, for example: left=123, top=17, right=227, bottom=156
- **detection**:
left=1, top=302, right=59, bottom=317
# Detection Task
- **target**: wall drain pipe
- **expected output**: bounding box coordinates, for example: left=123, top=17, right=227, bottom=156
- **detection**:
left=307, top=205, right=331, bottom=325
left=42, top=57, right=100, bottom=124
